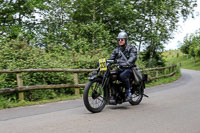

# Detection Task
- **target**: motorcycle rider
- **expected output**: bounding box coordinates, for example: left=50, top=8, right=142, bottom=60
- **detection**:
left=109, top=31, right=137, bottom=101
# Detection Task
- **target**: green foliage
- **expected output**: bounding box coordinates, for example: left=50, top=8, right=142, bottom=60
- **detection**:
left=180, top=30, right=200, bottom=58
left=141, top=48, right=165, bottom=68
left=0, top=39, right=75, bottom=101
left=0, top=95, right=8, bottom=108
left=180, top=39, right=191, bottom=54
left=0, top=94, right=81, bottom=109
left=0, top=0, right=47, bottom=40
left=164, top=49, right=200, bottom=70
left=1, top=0, right=196, bottom=55
left=146, top=68, right=181, bottom=88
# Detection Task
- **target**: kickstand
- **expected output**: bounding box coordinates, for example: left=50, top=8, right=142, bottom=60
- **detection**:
left=143, top=94, right=149, bottom=98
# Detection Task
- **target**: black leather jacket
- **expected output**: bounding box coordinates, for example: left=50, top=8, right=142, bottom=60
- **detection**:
left=109, top=45, right=137, bottom=67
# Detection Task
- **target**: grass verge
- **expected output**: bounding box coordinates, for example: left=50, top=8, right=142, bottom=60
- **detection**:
left=146, top=71, right=181, bottom=88
left=163, top=49, right=200, bottom=70
left=0, top=95, right=81, bottom=110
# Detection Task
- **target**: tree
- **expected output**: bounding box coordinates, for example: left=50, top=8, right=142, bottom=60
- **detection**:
left=1, top=0, right=197, bottom=64
left=140, top=0, right=197, bottom=67
left=180, top=34, right=193, bottom=54
left=0, top=0, right=46, bottom=41
left=181, top=30, right=200, bottom=60
left=33, top=0, right=72, bottom=48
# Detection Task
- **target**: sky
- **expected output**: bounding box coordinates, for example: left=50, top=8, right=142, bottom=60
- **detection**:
left=164, top=0, right=200, bottom=50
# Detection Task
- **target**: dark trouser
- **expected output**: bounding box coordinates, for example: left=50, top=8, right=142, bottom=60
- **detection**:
left=118, top=68, right=133, bottom=92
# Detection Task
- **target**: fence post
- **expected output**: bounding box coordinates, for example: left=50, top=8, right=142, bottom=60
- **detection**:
left=173, top=65, right=176, bottom=73
left=162, top=68, right=165, bottom=76
left=17, top=73, right=24, bottom=100
left=156, top=71, right=159, bottom=81
left=164, top=68, right=167, bottom=76
left=74, top=73, right=79, bottom=95
left=148, top=72, right=152, bottom=81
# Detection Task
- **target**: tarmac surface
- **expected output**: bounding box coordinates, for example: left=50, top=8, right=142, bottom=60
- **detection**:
left=0, top=69, right=200, bottom=133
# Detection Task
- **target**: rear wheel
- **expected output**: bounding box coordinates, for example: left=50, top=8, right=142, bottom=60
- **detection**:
left=129, top=81, right=144, bottom=105
left=83, top=78, right=107, bottom=113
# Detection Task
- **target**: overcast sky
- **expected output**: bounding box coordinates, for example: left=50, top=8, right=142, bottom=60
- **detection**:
left=164, top=0, right=200, bottom=50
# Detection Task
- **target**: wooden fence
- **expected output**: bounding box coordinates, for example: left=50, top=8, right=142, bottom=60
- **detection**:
left=0, top=65, right=177, bottom=100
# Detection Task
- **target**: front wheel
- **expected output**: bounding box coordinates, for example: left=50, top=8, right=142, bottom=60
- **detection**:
left=83, top=78, right=107, bottom=113
left=129, top=81, right=144, bottom=105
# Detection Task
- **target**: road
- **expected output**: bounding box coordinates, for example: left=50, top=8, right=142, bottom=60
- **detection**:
left=0, top=69, right=200, bottom=133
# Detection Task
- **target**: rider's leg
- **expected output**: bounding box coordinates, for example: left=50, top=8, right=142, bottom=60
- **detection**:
left=119, top=68, right=133, bottom=101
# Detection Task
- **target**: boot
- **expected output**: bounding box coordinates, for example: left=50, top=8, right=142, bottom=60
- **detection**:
left=126, top=93, right=132, bottom=102
left=125, top=88, right=132, bottom=102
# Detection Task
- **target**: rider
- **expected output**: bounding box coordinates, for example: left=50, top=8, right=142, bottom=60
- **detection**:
left=109, top=31, right=137, bottom=101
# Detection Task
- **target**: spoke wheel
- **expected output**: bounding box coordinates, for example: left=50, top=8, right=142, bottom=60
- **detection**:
left=129, top=82, right=144, bottom=105
left=83, top=78, right=106, bottom=113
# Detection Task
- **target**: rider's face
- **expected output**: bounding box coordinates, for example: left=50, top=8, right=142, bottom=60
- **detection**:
left=118, top=38, right=126, bottom=46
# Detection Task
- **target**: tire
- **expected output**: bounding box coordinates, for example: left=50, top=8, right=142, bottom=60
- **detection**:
left=129, top=81, right=144, bottom=105
left=83, top=78, right=107, bottom=113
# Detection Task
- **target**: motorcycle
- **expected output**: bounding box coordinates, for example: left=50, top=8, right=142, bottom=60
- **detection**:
left=83, top=59, right=148, bottom=113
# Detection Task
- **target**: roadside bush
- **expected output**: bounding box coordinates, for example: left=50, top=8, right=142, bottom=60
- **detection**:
left=0, top=39, right=75, bottom=101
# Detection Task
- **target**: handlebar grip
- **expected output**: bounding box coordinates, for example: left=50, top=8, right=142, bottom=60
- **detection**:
left=106, top=60, right=115, bottom=64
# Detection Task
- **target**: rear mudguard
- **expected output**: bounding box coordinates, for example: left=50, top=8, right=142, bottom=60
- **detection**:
left=143, top=82, right=146, bottom=89
left=142, top=74, right=148, bottom=83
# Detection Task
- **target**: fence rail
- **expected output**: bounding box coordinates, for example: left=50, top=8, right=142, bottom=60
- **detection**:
left=0, top=65, right=177, bottom=100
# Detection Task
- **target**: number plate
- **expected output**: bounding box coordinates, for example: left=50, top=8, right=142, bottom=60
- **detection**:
left=99, top=58, right=107, bottom=71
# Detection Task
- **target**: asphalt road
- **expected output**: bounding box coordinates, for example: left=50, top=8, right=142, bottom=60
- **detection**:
left=0, top=69, right=200, bottom=133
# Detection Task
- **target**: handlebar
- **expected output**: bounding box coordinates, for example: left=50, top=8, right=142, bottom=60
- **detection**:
left=106, top=60, right=115, bottom=64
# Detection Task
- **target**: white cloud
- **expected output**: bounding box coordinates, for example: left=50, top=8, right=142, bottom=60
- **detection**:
left=164, top=0, right=200, bottom=50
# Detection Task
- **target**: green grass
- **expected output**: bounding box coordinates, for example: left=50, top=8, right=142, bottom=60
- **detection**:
left=146, top=70, right=181, bottom=88
left=164, top=49, right=200, bottom=70
left=0, top=95, right=81, bottom=110
left=179, top=58, right=200, bottom=70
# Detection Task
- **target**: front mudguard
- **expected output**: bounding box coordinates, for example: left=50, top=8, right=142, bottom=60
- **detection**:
left=89, top=75, right=103, bottom=81
left=89, top=75, right=98, bottom=81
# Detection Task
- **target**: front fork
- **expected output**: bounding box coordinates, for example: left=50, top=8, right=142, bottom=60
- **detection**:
left=89, top=69, right=111, bottom=103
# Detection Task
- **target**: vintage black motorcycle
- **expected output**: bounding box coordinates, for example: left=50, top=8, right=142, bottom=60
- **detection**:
left=83, top=59, right=148, bottom=113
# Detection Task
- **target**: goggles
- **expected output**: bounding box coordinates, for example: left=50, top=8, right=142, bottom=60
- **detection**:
left=118, top=38, right=125, bottom=42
